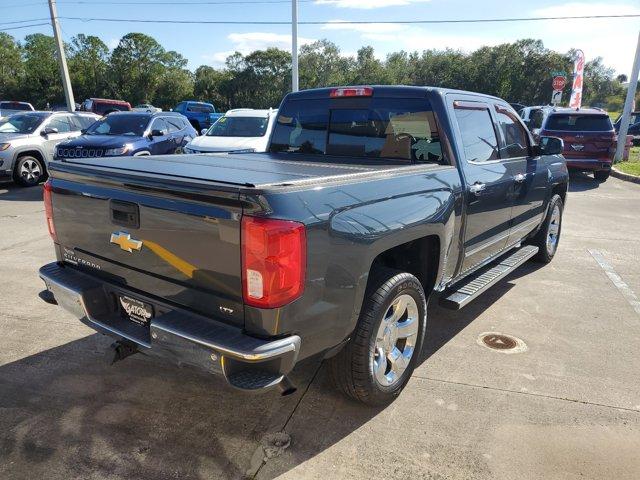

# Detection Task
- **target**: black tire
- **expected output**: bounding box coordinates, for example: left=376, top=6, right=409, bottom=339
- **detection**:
left=329, top=268, right=427, bottom=405
left=594, top=170, right=610, bottom=182
left=13, top=155, right=45, bottom=187
left=530, top=194, right=563, bottom=263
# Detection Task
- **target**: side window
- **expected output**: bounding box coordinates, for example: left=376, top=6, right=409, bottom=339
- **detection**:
left=530, top=109, right=544, bottom=129
left=453, top=103, right=499, bottom=163
left=175, top=102, right=184, bottom=113
left=47, top=116, right=73, bottom=133
left=495, top=107, right=529, bottom=159
left=150, top=118, right=168, bottom=134
left=166, top=118, right=183, bottom=133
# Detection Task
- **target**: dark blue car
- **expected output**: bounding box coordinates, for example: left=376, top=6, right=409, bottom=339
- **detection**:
left=54, top=111, right=197, bottom=159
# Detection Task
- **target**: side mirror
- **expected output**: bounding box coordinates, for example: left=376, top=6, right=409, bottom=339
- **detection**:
left=536, top=136, right=564, bottom=156
left=150, top=129, right=164, bottom=138
left=80, top=128, right=87, bottom=134
left=41, top=127, right=59, bottom=136
left=201, top=128, right=208, bottom=135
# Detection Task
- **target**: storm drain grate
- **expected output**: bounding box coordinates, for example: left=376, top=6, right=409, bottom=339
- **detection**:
left=482, top=334, right=517, bottom=350
left=477, top=332, right=527, bottom=354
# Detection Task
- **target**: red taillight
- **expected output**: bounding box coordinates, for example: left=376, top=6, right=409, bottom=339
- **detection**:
left=43, top=180, right=57, bottom=242
left=330, top=87, right=373, bottom=98
left=241, top=216, right=306, bottom=309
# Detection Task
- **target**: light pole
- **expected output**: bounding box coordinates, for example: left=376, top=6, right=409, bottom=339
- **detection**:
left=48, top=0, right=75, bottom=111
left=615, top=30, right=640, bottom=162
left=291, top=0, right=299, bottom=92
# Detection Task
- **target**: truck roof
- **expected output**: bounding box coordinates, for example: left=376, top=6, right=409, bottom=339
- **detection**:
left=287, top=85, right=508, bottom=103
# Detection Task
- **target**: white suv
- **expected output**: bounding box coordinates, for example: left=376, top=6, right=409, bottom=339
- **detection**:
left=184, top=108, right=277, bottom=154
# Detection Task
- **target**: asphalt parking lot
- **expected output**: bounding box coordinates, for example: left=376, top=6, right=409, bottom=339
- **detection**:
left=1, top=173, right=639, bottom=480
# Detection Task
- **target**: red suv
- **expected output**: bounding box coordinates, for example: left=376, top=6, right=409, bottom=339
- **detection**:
left=80, top=98, right=131, bottom=116
left=538, top=108, right=616, bottom=182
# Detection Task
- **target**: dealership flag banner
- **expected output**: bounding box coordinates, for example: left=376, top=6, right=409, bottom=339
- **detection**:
left=569, top=50, right=585, bottom=109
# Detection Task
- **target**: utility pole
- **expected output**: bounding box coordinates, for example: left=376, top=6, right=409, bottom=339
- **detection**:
left=615, top=30, right=640, bottom=162
left=291, top=0, right=299, bottom=92
left=48, top=0, right=75, bottom=111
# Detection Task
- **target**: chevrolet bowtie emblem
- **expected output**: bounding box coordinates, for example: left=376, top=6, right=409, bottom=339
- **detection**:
left=110, top=231, right=143, bottom=253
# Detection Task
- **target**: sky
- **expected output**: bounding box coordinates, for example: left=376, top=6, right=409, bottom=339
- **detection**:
left=1, top=0, right=639, bottom=76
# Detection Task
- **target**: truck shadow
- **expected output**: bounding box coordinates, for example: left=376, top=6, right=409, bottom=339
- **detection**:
left=0, top=182, right=44, bottom=202
left=568, top=171, right=600, bottom=192
left=0, top=263, right=543, bottom=480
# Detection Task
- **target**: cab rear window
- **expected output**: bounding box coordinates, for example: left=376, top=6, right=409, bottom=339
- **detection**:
left=269, top=97, right=444, bottom=164
left=545, top=114, right=612, bottom=132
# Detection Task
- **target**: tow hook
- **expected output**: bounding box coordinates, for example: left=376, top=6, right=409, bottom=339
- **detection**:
left=107, top=340, right=138, bottom=365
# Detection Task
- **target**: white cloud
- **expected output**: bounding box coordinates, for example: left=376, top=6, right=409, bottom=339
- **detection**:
left=315, top=0, right=429, bottom=9
left=203, top=32, right=315, bottom=66
left=531, top=2, right=640, bottom=76
left=106, top=38, right=119, bottom=50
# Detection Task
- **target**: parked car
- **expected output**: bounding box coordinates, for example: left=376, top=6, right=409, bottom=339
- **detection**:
left=614, top=111, right=640, bottom=145
left=54, top=111, right=196, bottom=160
left=133, top=103, right=162, bottom=113
left=519, top=105, right=550, bottom=132
left=0, top=111, right=99, bottom=186
left=537, top=107, right=616, bottom=181
left=39, top=85, right=568, bottom=405
left=0, top=101, right=34, bottom=119
left=174, top=101, right=223, bottom=132
left=509, top=102, right=526, bottom=114
left=184, top=108, right=277, bottom=153
left=79, top=98, right=131, bottom=115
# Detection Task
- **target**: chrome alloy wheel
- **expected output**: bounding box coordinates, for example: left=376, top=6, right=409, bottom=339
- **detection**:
left=20, top=159, right=41, bottom=184
left=372, top=294, right=419, bottom=387
left=546, top=205, right=561, bottom=255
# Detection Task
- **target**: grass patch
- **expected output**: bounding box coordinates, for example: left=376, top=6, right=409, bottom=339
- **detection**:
left=616, top=146, right=640, bottom=176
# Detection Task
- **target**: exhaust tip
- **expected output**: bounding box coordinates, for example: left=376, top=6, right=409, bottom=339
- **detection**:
left=278, top=376, right=297, bottom=396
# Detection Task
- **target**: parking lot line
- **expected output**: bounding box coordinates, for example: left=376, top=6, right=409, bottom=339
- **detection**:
left=589, top=249, right=640, bottom=316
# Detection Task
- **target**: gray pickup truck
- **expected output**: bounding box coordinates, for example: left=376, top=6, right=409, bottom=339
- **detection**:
left=39, top=86, right=568, bottom=405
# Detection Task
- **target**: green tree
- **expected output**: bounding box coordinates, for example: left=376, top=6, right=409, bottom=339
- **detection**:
left=194, top=65, right=233, bottom=110
left=68, top=34, right=110, bottom=102
left=225, top=48, right=291, bottom=108
left=22, top=34, right=63, bottom=108
left=299, top=40, right=352, bottom=89
left=109, top=33, right=167, bottom=104
left=0, top=33, right=24, bottom=99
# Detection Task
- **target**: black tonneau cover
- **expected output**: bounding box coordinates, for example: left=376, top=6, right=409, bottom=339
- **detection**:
left=56, top=152, right=397, bottom=189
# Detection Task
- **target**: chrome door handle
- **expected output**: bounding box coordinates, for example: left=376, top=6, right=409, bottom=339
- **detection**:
left=514, top=173, right=526, bottom=183
left=469, top=182, right=486, bottom=194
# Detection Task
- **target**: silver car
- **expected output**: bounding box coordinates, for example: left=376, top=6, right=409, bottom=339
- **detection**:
left=0, top=111, right=99, bottom=186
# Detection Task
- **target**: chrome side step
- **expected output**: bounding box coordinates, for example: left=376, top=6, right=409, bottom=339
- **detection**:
left=440, top=245, right=539, bottom=310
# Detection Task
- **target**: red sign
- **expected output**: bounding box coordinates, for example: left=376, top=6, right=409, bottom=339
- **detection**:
left=552, top=76, right=566, bottom=90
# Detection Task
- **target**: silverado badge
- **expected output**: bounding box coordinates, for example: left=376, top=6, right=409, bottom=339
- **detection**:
left=110, top=231, right=143, bottom=253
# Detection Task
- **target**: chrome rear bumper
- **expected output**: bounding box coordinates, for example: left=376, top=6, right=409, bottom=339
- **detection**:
left=39, top=262, right=301, bottom=393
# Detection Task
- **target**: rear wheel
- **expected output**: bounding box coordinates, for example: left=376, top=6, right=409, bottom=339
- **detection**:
left=594, top=170, right=610, bottom=182
left=14, top=155, right=45, bottom=187
left=530, top=194, right=563, bottom=263
left=329, top=268, right=427, bottom=405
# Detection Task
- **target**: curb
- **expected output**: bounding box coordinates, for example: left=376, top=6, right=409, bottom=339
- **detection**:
left=611, top=167, right=640, bottom=185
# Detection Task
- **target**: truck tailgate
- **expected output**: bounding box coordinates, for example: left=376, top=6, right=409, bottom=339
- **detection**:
left=49, top=157, right=252, bottom=327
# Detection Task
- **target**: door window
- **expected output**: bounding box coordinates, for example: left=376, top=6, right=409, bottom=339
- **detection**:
left=495, top=108, right=530, bottom=159
left=166, top=118, right=183, bottom=133
left=453, top=105, right=499, bottom=163
left=150, top=118, right=168, bottom=134
left=47, top=116, right=73, bottom=133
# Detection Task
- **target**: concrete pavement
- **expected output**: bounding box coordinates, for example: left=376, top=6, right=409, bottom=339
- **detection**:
left=0, top=173, right=639, bottom=479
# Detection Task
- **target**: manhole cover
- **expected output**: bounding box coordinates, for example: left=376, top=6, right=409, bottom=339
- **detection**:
left=477, top=332, right=527, bottom=354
